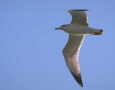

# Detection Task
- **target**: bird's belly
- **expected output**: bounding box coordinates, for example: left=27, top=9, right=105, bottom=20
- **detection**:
left=65, top=28, right=86, bottom=35
left=64, top=26, right=96, bottom=35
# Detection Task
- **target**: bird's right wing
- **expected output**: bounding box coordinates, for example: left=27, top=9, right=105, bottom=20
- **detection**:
left=63, top=35, right=85, bottom=87
left=68, top=9, right=88, bottom=26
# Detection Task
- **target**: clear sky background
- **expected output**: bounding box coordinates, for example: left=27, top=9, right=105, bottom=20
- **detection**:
left=0, top=0, right=115, bottom=90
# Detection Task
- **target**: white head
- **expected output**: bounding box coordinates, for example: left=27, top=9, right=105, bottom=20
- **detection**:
left=55, top=24, right=69, bottom=31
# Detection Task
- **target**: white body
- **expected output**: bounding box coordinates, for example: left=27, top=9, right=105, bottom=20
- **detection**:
left=62, top=24, right=101, bottom=35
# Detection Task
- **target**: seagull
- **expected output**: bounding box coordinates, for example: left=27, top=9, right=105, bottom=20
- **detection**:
left=55, top=9, right=103, bottom=87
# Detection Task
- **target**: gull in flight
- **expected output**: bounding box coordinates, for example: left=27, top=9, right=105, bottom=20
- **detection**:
left=55, top=9, right=103, bottom=87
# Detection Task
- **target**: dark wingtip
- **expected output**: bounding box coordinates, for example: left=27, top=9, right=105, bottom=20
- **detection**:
left=71, top=72, right=84, bottom=87
left=73, top=9, right=88, bottom=11
left=68, top=9, right=88, bottom=12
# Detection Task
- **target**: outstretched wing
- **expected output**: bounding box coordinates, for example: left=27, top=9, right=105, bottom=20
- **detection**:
left=68, top=9, right=88, bottom=25
left=63, top=35, right=85, bottom=87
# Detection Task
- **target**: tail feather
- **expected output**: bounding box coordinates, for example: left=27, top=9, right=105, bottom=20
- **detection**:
left=93, top=29, right=103, bottom=35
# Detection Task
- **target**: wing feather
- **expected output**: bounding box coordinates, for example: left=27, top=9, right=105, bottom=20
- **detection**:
left=69, top=10, right=88, bottom=25
left=63, top=35, right=85, bottom=87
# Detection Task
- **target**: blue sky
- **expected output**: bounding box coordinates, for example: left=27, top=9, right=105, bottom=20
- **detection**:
left=0, top=0, right=115, bottom=90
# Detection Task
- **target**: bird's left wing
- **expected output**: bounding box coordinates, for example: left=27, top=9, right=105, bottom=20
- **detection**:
left=68, top=9, right=88, bottom=25
left=63, top=35, right=85, bottom=87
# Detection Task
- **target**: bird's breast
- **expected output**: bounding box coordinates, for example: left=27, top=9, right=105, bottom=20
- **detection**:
left=64, top=25, right=88, bottom=35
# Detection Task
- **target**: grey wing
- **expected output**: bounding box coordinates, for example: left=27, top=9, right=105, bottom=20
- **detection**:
left=69, top=10, right=88, bottom=25
left=63, top=35, right=85, bottom=87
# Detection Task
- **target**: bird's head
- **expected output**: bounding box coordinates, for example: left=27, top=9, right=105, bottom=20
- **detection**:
left=55, top=24, right=69, bottom=30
